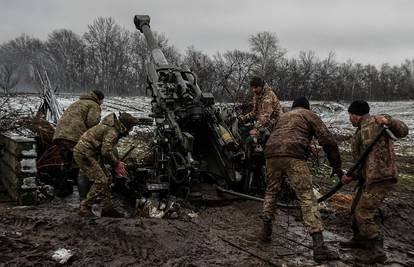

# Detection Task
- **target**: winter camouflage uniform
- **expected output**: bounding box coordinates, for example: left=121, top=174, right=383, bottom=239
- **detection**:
left=263, top=107, right=343, bottom=233
left=351, top=114, right=408, bottom=239
left=73, top=113, right=128, bottom=212
left=52, top=91, right=102, bottom=195
left=53, top=91, right=102, bottom=143
left=240, top=83, right=283, bottom=131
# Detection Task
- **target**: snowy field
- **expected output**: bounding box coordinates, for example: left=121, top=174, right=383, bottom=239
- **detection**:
left=1, top=94, right=413, bottom=153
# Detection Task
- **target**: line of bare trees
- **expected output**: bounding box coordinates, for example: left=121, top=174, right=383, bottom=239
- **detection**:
left=1, top=17, right=413, bottom=101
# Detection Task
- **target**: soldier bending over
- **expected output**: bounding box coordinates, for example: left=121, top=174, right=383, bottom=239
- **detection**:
left=262, top=97, right=345, bottom=262
left=73, top=112, right=138, bottom=217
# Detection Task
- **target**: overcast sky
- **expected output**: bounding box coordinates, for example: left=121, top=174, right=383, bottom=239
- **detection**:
left=1, top=0, right=413, bottom=66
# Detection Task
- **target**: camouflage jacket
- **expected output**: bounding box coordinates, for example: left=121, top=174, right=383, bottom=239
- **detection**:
left=240, top=84, right=283, bottom=130
left=351, top=114, right=408, bottom=184
left=73, top=113, right=127, bottom=167
left=264, top=107, right=343, bottom=177
left=53, top=92, right=101, bottom=143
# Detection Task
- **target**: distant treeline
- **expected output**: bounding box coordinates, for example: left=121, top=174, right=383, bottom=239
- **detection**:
left=1, top=17, right=413, bottom=101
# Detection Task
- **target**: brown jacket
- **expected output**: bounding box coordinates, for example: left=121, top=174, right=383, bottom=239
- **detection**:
left=351, top=114, right=408, bottom=184
left=240, top=84, right=283, bottom=130
left=264, top=107, right=343, bottom=176
left=53, top=92, right=101, bottom=143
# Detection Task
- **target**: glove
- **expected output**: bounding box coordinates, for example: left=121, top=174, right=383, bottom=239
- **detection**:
left=331, top=168, right=344, bottom=179
left=114, top=161, right=128, bottom=177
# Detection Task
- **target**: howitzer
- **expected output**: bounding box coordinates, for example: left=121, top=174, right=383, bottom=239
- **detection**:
left=134, top=15, right=245, bottom=196
left=318, top=124, right=395, bottom=203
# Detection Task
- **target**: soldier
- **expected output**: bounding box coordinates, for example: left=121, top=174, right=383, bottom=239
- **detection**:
left=262, top=97, right=344, bottom=262
left=53, top=90, right=104, bottom=197
left=340, top=100, right=408, bottom=264
left=73, top=112, right=139, bottom=218
left=239, top=76, right=283, bottom=137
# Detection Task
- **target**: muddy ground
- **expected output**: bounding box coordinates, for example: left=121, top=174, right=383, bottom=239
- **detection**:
left=1, top=177, right=414, bottom=267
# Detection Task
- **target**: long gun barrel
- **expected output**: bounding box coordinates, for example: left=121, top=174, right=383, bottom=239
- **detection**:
left=134, top=15, right=168, bottom=66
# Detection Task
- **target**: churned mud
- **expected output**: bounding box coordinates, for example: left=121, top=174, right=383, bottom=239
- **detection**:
left=1, top=180, right=414, bottom=267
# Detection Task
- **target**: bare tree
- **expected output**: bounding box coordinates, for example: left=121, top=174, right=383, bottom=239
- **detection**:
left=0, top=43, right=20, bottom=94
left=84, top=17, right=131, bottom=95
left=249, top=31, right=286, bottom=79
left=46, top=29, right=87, bottom=93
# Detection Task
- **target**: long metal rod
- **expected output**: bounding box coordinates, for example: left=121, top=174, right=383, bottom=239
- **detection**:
left=215, top=185, right=299, bottom=208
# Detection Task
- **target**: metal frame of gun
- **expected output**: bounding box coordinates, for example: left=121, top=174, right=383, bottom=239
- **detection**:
left=133, top=15, right=245, bottom=194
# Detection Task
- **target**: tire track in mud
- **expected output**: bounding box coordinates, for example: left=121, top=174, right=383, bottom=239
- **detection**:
left=103, top=99, right=150, bottom=113
left=0, top=210, right=157, bottom=265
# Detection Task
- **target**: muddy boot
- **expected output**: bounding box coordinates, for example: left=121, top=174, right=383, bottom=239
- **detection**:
left=259, top=220, right=273, bottom=243
left=312, top=232, right=339, bottom=262
left=55, top=168, right=73, bottom=197
left=101, top=207, right=125, bottom=218
left=356, top=237, right=386, bottom=264
left=340, top=235, right=366, bottom=249
left=79, top=203, right=93, bottom=217
left=55, top=180, right=73, bottom=198
left=77, top=174, right=92, bottom=201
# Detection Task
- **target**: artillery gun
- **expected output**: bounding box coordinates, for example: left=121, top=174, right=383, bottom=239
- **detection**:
left=133, top=15, right=250, bottom=198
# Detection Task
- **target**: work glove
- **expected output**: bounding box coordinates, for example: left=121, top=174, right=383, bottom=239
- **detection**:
left=114, top=161, right=128, bottom=177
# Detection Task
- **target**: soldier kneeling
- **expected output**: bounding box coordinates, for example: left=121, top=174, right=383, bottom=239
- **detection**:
left=73, top=112, right=139, bottom=217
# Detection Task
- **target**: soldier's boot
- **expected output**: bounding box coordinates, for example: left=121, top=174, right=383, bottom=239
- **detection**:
left=259, top=220, right=273, bottom=243
left=339, top=235, right=366, bottom=249
left=311, top=232, right=339, bottom=262
left=55, top=166, right=73, bottom=197
left=356, top=237, right=386, bottom=264
left=101, top=206, right=125, bottom=218
left=79, top=202, right=93, bottom=217
left=77, top=174, right=92, bottom=201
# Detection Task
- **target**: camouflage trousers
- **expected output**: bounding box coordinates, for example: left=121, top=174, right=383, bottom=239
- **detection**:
left=262, top=157, right=324, bottom=234
left=73, top=151, right=112, bottom=210
left=352, top=181, right=394, bottom=239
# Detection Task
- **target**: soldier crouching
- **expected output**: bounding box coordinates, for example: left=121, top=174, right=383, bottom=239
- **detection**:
left=73, top=112, right=139, bottom=218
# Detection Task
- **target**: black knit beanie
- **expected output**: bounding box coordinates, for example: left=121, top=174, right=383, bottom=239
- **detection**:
left=249, top=76, right=265, bottom=87
left=348, top=100, right=370, bottom=115
left=292, top=97, right=310, bottom=110
left=92, top=90, right=105, bottom=100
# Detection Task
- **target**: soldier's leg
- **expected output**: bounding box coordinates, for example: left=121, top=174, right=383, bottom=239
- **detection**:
left=262, top=158, right=284, bottom=221
left=260, top=157, right=284, bottom=242
left=78, top=158, right=112, bottom=214
left=286, top=158, right=338, bottom=262
left=354, top=182, right=393, bottom=239
left=286, top=159, right=323, bottom=233
left=56, top=140, right=76, bottom=197
left=353, top=181, right=394, bottom=264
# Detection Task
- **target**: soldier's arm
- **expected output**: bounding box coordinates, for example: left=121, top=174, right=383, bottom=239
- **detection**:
left=308, top=112, right=344, bottom=178
left=101, top=129, right=120, bottom=167
left=384, top=115, right=409, bottom=138
left=255, top=98, right=273, bottom=129
left=85, top=105, right=101, bottom=129
left=240, top=96, right=256, bottom=122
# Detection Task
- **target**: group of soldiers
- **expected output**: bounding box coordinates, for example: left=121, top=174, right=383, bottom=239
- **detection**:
left=51, top=77, right=408, bottom=264
left=52, top=90, right=139, bottom=218
left=239, top=76, right=408, bottom=264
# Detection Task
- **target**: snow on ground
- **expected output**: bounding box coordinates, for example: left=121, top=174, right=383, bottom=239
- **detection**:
left=1, top=94, right=413, bottom=150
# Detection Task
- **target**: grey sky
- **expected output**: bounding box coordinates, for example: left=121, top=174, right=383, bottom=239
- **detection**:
left=1, top=0, right=413, bottom=66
